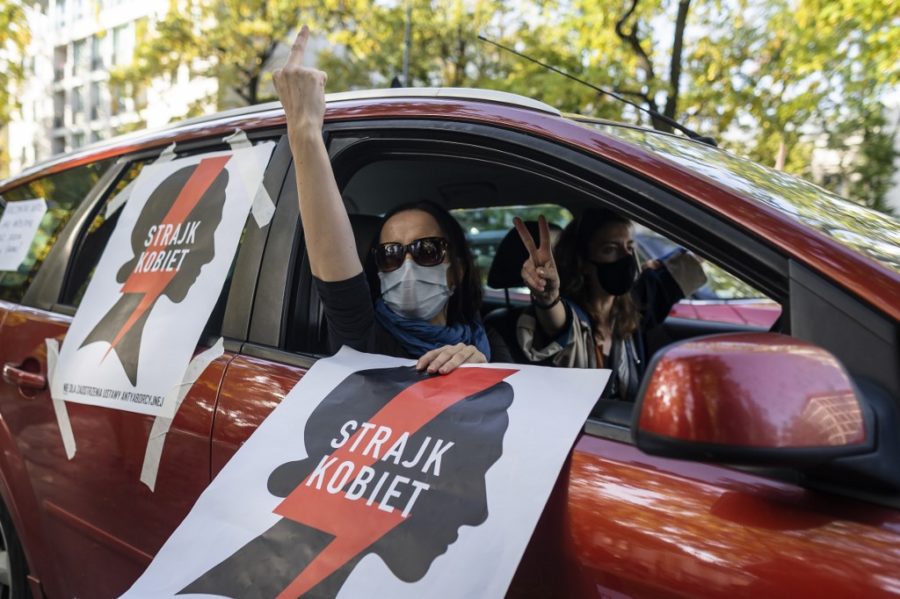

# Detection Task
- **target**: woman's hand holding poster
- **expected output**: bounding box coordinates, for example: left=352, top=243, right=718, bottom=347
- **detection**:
left=123, top=347, right=609, bottom=599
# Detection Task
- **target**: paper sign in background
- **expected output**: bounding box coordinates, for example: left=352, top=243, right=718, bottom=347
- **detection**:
left=0, top=198, right=48, bottom=271
left=50, top=142, right=274, bottom=417
left=123, top=348, right=609, bottom=598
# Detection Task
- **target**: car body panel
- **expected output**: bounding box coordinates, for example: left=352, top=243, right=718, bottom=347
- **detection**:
left=512, top=436, right=900, bottom=598
left=0, top=303, right=229, bottom=598
left=212, top=354, right=307, bottom=476
left=214, top=353, right=900, bottom=598
left=668, top=300, right=781, bottom=327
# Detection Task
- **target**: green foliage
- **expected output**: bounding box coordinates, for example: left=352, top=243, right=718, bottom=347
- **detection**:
left=119, top=0, right=899, bottom=211
left=113, top=0, right=313, bottom=112
left=819, top=102, right=899, bottom=214
left=0, top=0, right=29, bottom=126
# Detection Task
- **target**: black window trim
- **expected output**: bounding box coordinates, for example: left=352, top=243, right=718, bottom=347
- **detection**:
left=32, top=131, right=293, bottom=350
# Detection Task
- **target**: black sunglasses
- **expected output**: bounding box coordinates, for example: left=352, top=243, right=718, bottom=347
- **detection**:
left=373, top=236, right=448, bottom=272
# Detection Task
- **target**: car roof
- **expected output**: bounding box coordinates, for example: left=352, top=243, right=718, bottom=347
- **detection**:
left=2, top=87, right=897, bottom=320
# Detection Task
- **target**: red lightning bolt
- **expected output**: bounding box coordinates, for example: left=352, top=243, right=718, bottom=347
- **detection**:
left=273, top=367, right=517, bottom=599
left=103, top=155, right=231, bottom=359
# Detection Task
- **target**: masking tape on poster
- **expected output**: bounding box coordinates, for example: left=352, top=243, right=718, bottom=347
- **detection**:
left=45, top=338, right=76, bottom=459
left=140, top=337, right=225, bottom=491
left=104, top=142, right=178, bottom=219
left=225, top=129, right=275, bottom=228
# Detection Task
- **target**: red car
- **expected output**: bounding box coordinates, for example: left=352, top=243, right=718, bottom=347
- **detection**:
left=0, top=88, right=898, bottom=598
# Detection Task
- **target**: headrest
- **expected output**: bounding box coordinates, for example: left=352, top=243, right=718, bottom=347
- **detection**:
left=487, top=221, right=551, bottom=289
left=348, top=213, right=383, bottom=264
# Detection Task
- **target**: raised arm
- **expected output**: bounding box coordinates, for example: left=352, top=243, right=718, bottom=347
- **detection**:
left=515, top=215, right=567, bottom=337
left=273, top=26, right=361, bottom=282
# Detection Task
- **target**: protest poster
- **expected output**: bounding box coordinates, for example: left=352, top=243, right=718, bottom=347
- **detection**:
left=50, top=141, right=275, bottom=417
left=0, top=198, right=47, bottom=271
left=123, top=347, right=609, bottom=598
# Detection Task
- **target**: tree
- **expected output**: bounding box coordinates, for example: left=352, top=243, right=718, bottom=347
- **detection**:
left=0, top=0, right=29, bottom=126
left=0, top=0, right=30, bottom=175
left=117, top=0, right=900, bottom=211
left=114, top=0, right=316, bottom=112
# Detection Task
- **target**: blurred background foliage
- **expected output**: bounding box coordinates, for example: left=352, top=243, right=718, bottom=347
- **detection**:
left=4, top=0, right=898, bottom=212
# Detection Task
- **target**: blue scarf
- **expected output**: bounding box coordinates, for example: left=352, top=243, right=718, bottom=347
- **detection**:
left=374, top=299, right=491, bottom=360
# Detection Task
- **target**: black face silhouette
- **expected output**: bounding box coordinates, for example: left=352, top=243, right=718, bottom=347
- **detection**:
left=180, top=365, right=514, bottom=599
left=80, top=158, right=228, bottom=385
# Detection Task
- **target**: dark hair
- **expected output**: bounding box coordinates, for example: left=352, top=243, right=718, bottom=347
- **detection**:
left=364, top=200, right=483, bottom=326
left=555, top=208, right=640, bottom=339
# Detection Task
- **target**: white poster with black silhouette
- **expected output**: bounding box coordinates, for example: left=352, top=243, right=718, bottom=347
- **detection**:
left=122, top=347, right=609, bottom=599
left=50, top=142, right=274, bottom=417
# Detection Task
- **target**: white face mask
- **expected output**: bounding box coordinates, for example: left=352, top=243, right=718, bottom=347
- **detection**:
left=378, top=260, right=452, bottom=321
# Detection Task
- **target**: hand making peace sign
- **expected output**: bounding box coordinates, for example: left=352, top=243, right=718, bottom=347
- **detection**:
left=273, top=25, right=327, bottom=138
left=514, top=215, right=560, bottom=307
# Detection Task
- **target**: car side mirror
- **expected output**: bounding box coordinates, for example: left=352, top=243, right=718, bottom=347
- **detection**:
left=633, top=333, right=874, bottom=466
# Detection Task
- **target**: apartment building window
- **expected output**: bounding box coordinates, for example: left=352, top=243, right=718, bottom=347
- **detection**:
left=91, top=36, right=103, bottom=70
left=112, top=24, right=133, bottom=66
left=72, top=86, right=84, bottom=122
left=89, top=82, right=101, bottom=120
left=54, top=46, right=67, bottom=81
left=53, top=91, right=66, bottom=128
left=73, top=132, right=85, bottom=148
left=73, top=39, right=87, bottom=76
left=110, top=83, right=121, bottom=116
left=75, top=0, right=87, bottom=21
left=52, top=136, right=65, bottom=155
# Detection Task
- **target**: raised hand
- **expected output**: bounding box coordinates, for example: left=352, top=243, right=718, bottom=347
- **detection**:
left=514, top=215, right=560, bottom=306
left=272, top=25, right=327, bottom=137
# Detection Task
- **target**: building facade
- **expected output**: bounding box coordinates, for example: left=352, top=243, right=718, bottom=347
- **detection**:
left=5, top=0, right=216, bottom=176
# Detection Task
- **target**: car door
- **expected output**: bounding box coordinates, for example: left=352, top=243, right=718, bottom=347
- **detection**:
left=214, top=116, right=900, bottom=598
left=0, top=157, right=117, bottom=598
left=0, top=134, right=291, bottom=598
left=482, top=125, right=900, bottom=596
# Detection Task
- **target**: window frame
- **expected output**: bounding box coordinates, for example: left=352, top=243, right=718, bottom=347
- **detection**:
left=24, top=132, right=293, bottom=350
left=247, top=120, right=791, bottom=434
left=238, top=117, right=899, bottom=506
left=14, top=158, right=123, bottom=310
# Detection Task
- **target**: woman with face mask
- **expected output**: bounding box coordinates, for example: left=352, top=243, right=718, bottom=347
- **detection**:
left=273, top=26, right=509, bottom=373
left=514, top=209, right=706, bottom=401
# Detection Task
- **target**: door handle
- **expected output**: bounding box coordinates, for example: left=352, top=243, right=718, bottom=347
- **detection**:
left=2, top=363, right=47, bottom=390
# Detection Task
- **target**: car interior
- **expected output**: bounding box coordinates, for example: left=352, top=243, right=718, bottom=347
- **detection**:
left=282, top=137, right=784, bottom=427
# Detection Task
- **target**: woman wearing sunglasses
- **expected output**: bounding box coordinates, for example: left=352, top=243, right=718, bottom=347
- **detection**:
left=514, top=210, right=706, bottom=401
left=273, top=27, right=508, bottom=373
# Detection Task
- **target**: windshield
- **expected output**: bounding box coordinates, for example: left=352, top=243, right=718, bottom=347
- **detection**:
left=579, top=121, right=900, bottom=274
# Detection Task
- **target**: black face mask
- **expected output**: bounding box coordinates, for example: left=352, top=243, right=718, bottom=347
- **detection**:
left=592, top=254, right=638, bottom=296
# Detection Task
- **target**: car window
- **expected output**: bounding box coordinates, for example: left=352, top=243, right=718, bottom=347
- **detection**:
left=62, top=160, right=149, bottom=307
left=59, top=146, right=266, bottom=337
left=582, top=121, right=900, bottom=274
left=0, top=159, right=113, bottom=303
left=633, top=224, right=764, bottom=300
left=454, top=205, right=573, bottom=288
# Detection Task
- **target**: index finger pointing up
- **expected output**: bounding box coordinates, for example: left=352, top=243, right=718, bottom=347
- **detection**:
left=286, top=25, right=310, bottom=68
